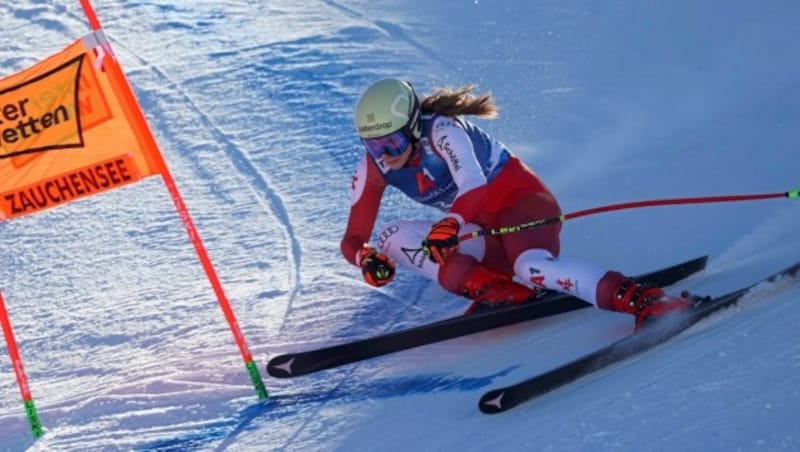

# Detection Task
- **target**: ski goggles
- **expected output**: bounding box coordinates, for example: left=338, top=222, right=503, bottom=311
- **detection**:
left=362, top=129, right=410, bottom=160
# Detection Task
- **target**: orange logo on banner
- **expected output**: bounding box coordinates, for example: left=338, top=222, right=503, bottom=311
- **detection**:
left=0, top=36, right=166, bottom=220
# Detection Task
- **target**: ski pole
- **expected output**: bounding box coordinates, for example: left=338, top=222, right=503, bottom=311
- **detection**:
left=460, top=189, right=799, bottom=241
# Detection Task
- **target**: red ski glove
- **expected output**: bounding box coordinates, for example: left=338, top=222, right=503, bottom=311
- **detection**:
left=422, top=217, right=461, bottom=264
left=358, top=245, right=396, bottom=287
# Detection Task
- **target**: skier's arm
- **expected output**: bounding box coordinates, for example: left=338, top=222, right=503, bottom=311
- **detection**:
left=429, top=116, right=488, bottom=225
left=341, top=156, right=387, bottom=266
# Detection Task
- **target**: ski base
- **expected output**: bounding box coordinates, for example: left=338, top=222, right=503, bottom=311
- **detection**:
left=479, top=261, right=800, bottom=414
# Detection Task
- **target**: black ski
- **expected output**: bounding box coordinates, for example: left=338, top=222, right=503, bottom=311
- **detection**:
left=267, top=255, right=707, bottom=378
left=478, top=261, right=800, bottom=414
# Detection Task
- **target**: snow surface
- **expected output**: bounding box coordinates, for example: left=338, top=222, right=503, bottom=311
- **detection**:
left=1, top=0, right=799, bottom=450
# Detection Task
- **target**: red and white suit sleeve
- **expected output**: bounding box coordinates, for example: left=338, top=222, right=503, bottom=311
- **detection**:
left=340, top=155, right=387, bottom=266
left=429, top=116, right=489, bottom=225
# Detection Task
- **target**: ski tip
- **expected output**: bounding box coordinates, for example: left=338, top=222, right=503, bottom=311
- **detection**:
left=478, top=389, right=509, bottom=414
left=684, top=255, right=709, bottom=272
left=266, top=356, right=296, bottom=378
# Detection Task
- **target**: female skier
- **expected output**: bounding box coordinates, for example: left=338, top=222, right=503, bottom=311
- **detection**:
left=341, top=78, right=687, bottom=330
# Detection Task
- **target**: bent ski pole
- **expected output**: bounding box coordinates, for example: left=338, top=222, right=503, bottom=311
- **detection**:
left=460, top=189, right=799, bottom=241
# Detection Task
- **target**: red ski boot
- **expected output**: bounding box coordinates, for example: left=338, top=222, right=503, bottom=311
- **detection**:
left=597, top=271, right=689, bottom=332
left=462, top=266, right=541, bottom=315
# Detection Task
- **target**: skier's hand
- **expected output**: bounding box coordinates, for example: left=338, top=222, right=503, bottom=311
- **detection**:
left=358, top=245, right=396, bottom=287
left=422, top=217, right=461, bottom=263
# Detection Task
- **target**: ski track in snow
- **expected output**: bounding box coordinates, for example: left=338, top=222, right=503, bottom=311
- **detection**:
left=111, top=38, right=305, bottom=328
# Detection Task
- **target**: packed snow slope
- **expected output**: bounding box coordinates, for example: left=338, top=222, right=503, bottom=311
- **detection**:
left=1, top=1, right=799, bottom=451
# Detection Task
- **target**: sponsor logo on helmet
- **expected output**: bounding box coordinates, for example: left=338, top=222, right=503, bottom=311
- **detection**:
left=359, top=120, right=393, bottom=134
left=390, top=93, right=411, bottom=121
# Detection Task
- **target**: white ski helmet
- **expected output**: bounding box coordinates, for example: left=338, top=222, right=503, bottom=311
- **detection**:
left=354, top=78, right=422, bottom=141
